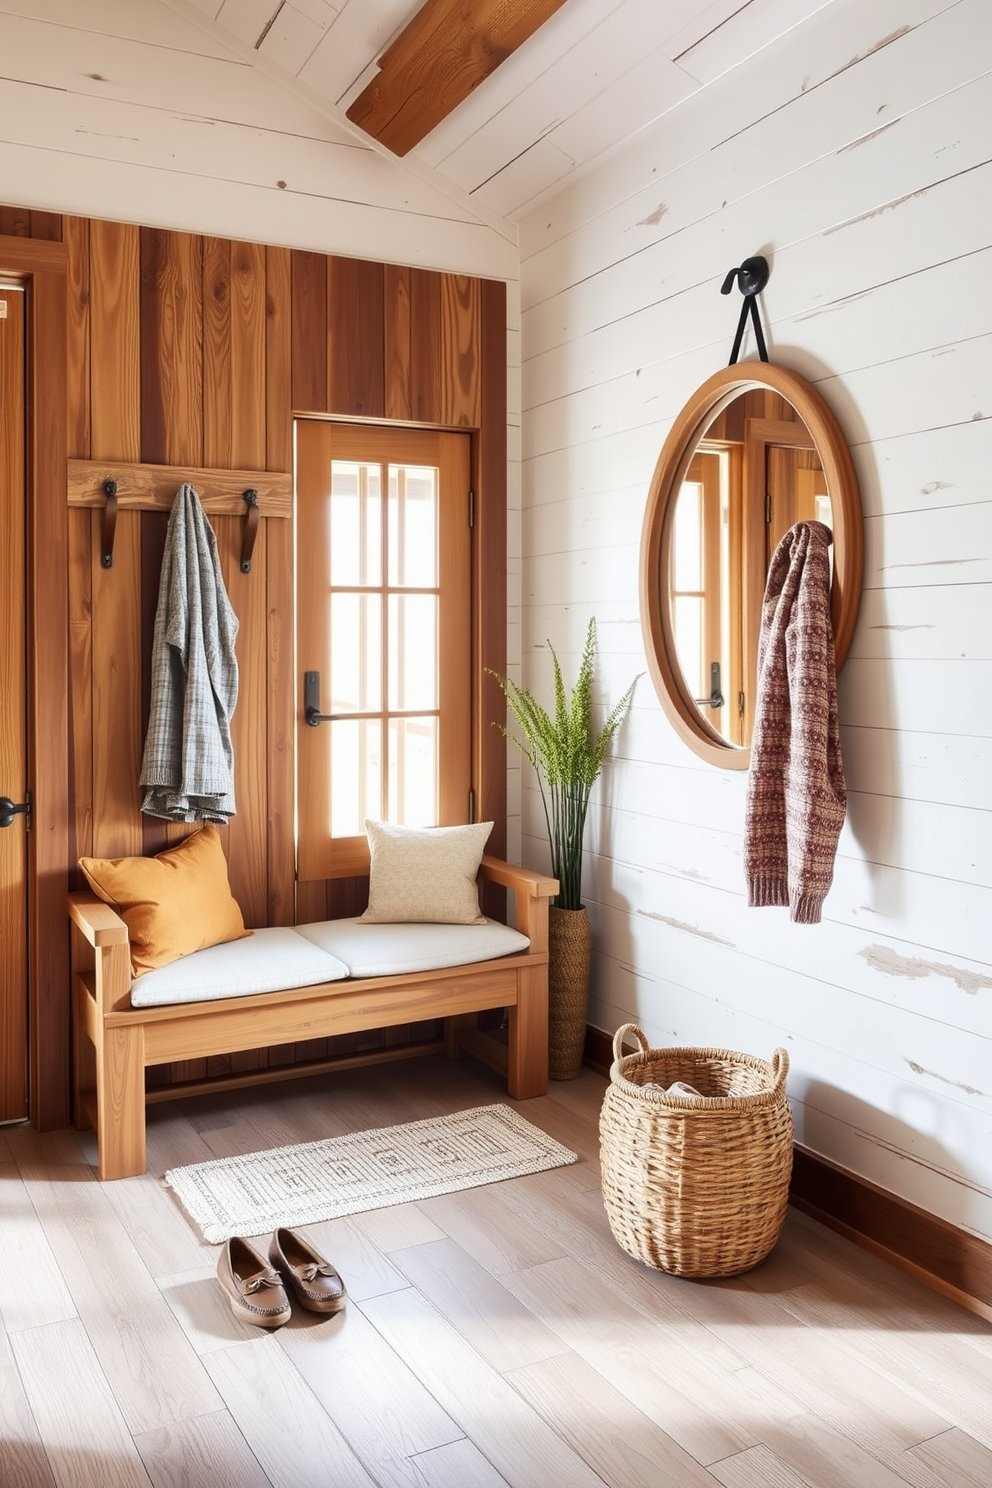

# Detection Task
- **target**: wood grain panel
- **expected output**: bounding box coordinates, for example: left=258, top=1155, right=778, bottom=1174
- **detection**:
left=384, top=264, right=413, bottom=420
left=28, top=211, right=61, bottom=242
left=265, top=247, right=295, bottom=928
left=67, top=510, right=94, bottom=872
left=265, top=247, right=293, bottom=474
left=91, top=512, right=143, bottom=859
left=28, top=260, right=70, bottom=1132
left=440, top=274, right=481, bottom=427
left=138, top=513, right=172, bottom=861
left=410, top=268, right=442, bottom=423
left=217, top=514, right=268, bottom=929
left=89, top=220, right=140, bottom=465
left=202, top=236, right=266, bottom=471
left=88, top=220, right=142, bottom=862
left=266, top=510, right=295, bottom=927
left=64, top=217, right=90, bottom=461
left=291, top=250, right=327, bottom=413
left=328, top=255, right=385, bottom=418
left=0, top=205, right=29, bottom=237
left=140, top=228, right=203, bottom=466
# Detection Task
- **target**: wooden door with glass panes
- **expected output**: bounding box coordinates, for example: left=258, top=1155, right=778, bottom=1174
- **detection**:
left=296, top=422, right=472, bottom=881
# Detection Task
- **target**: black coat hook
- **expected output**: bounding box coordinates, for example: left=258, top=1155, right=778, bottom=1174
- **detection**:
left=721, top=255, right=770, bottom=364
left=241, top=488, right=259, bottom=574
left=101, top=479, right=118, bottom=568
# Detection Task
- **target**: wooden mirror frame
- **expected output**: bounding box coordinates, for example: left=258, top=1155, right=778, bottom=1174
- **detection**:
left=639, top=361, right=863, bottom=769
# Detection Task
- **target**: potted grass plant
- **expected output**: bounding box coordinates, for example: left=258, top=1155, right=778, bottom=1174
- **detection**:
left=489, top=618, right=638, bottom=1079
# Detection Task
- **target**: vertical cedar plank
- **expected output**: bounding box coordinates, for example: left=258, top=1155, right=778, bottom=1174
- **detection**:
left=384, top=264, right=412, bottom=420
left=64, top=217, right=90, bottom=461
left=327, top=255, right=385, bottom=418
left=89, top=221, right=143, bottom=859
left=139, top=513, right=172, bottom=860
left=291, top=251, right=327, bottom=413
left=140, top=229, right=204, bottom=466
left=29, top=265, right=70, bottom=1131
left=295, top=881, right=328, bottom=923
left=217, top=516, right=268, bottom=929
left=90, top=221, right=140, bottom=464
left=203, top=237, right=266, bottom=470
left=64, top=219, right=92, bottom=877
left=477, top=278, right=508, bottom=893
left=409, top=268, right=441, bottom=423
left=439, top=274, right=481, bottom=428
left=266, top=247, right=295, bottom=927
left=30, top=211, right=62, bottom=241
left=67, top=512, right=94, bottom=873
left=203, top=235, right=269, bottom=929
left=0, top=205, right=29, bottom=236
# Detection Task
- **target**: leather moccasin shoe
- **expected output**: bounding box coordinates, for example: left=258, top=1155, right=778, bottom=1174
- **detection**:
left=217, top=1236, right=292, bottom=1328
left=269, top=1226, right=347, bottom=1314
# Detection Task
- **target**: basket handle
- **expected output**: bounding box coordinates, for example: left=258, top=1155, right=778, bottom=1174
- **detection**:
left=613, top=1023, right=650, bottom=1062
left=770, top=1047, right=790, bottom=1091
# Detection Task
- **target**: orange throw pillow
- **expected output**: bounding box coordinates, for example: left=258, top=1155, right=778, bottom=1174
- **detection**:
left=79, top=824, right=250, bottom=978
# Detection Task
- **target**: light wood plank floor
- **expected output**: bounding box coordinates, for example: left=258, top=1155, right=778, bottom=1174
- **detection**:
left=2, top=1056, right=991, bottom=1487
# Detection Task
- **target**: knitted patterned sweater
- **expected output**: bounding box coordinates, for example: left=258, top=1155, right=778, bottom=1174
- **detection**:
left=744, top=520, right=846, bottom=924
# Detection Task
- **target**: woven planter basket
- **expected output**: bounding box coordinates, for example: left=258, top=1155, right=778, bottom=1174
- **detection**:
left=548, top=906, right=592, bottom=1081
left=600, top=1024, right=794, bottom=1278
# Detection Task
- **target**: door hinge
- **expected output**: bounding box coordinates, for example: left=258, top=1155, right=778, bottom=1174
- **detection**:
left=765, top=491, right=772, bottom=524
left=468, top=788, right=476, bottom=824
left=468, top=489, right=475, bottom=528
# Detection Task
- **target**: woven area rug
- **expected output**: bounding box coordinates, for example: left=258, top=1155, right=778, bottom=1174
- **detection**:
left=165, top=1104, right=577, bottom=1243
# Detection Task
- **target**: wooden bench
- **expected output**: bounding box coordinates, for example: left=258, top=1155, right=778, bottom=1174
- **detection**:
left=70, top=855, right=557, bottom=1180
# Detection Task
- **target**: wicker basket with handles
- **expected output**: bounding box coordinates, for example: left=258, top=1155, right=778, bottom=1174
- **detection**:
left=599, top=1024, right=794, bottom=1278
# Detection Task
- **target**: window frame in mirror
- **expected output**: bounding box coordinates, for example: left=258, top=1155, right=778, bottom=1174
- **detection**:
left=639, top=362, right=863, bottom=769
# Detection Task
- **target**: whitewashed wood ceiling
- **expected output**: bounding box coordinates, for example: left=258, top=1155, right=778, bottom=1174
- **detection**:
left=183, top=0, right=836, bottom=223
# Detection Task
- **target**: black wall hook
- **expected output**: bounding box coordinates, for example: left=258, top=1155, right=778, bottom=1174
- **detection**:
left=241, top=488, right=260, bottom=573
left=721, top=254, right=770, bottom=364
left=101, top=478, right=118, bottom=568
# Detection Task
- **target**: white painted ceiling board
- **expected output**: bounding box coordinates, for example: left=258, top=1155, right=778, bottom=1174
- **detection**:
left=673, top=0, right=836, bottom=84
left=214, top=0, right=274, bottom=46
left=257, top=3, right=329, bottom=73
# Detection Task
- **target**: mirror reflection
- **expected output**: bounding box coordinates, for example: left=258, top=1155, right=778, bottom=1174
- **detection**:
left=669, top=390, right=831, bottom=747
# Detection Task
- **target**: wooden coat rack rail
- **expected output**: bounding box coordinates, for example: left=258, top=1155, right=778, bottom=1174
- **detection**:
left=66, top=459, right=292, bottom=573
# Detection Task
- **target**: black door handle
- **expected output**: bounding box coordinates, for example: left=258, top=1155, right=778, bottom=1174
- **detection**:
left=304, top=671, right=335, bottom=728
left=0, top=795, right=30, bottom=828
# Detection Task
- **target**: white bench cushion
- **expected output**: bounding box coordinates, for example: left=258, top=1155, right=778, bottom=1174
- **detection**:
left=296, top=917, right=530, bottom=978
left=130, top=926, right=350, bottom=1007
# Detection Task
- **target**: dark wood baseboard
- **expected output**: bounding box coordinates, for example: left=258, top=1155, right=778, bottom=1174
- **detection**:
left=583, top=1025, right=992, bottom=1322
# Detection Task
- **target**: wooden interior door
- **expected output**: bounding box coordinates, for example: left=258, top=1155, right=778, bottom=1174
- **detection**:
left=0, top=283, right=28, bottom=1123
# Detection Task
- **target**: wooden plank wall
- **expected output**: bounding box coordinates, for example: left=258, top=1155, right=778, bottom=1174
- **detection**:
left=515, top=0, right=992, bottom=1243
left=6, top=205, right=506, bottom=1106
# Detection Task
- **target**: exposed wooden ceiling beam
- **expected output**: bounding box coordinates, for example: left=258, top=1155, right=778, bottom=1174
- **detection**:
left=347, top=0, right=570, bottom=157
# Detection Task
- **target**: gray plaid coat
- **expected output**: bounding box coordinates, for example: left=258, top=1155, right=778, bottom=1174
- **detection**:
left=139, top=483, right=239, bottom=822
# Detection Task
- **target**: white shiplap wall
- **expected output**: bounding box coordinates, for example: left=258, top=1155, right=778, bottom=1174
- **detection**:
left=517, top=0, right=992, bottom=1242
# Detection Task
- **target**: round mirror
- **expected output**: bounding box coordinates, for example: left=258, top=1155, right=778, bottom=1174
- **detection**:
left=640, top=362, right=862, bottom=769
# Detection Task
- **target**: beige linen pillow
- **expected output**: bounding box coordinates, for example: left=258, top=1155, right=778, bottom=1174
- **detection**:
left=358, top=819, right=493, bottom=925
left=79, top=823, right=250, bottom=977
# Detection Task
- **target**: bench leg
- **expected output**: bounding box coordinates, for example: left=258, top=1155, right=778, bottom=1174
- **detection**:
left=95, top=1024, right=146, bottom=1180
left=506, top=965, right=549, bottom=1100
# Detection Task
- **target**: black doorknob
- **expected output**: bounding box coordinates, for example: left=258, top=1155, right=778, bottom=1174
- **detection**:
left=0, top=796, right=30, bottom=828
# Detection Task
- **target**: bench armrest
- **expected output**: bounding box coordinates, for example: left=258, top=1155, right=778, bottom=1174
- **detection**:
left=68, top=891, right=129, bottom=948
left=479, top=855, right=557, bottom=952
left=480, top=855, right=558, bottom=899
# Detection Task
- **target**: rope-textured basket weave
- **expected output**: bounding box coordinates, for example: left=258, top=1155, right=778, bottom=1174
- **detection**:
left=600, top=1024, right=794, bottom=1278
